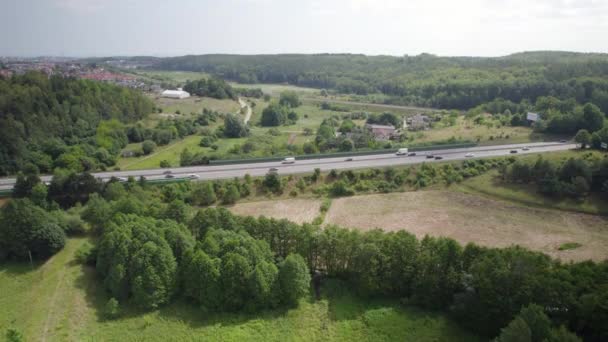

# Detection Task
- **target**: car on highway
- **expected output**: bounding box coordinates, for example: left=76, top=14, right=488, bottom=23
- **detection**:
left=396, top=148, right=409, bottom=156
left=522, top=146, right=530, bottom=151
left=434, top=156, right=443, bottom=160
left=426, top=154, right=434, bottom=159
left=188, top=174, right=200, bottom=179
left=345, top=157, right=354, bottom=161
left=165, top=174, right=175, bottom=179
left=163, top=170, right=172, bottom=175
left=117, top=177, right=128, bottom=182
left=282, top=157, right=296, bottom=164
left=407, top=152, right=417, bottom=156
left=510, top=150, right=518, bottom=154
left=559, top=139, right=567, bottom=143
left=268, top=167, right=279, bottom=172
left=465, top=153, right=475, bottom=158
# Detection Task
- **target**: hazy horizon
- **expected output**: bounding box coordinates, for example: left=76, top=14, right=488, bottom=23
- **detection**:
left=2, top=0, right=607, bottom=58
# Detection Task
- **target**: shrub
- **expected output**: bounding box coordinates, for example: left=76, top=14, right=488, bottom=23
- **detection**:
left=103, top=298, right=120, bottom=319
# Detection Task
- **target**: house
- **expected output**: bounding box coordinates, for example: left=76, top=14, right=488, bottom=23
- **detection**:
left=161, top=88, right=190, bottom=99
left=407, top=114, right=430, bottom=131
left=365, top=124, right=396, bottom=140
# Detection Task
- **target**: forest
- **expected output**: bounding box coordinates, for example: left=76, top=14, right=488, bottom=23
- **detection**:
left=0, top=72, right=154, bottom=176
left=152, top=52, right=608, bottom=112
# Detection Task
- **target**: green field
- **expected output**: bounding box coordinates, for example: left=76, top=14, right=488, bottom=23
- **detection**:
left=0, top=238, right=480, bottom=341
left=229, top=82, right=319, bottom=97
left=130, top=70, right=211, bottom=84
left=456, top=169, right=608, bottom=216
left=152, top=95, right=240, bottom=117
left=118, top=135, right=249, bottom=170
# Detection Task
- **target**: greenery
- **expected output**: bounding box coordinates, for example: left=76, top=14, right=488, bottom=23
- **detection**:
left=0, top=71, right=153, bottom=175
left=558, top=242, right=583, bottom=251
left=499, top=154, right=608, bottom=199
left=182, top=77, right=235, bottom=99
left=154, top=52, right=608, bottom=112
left=0, top=238, right=479, bottom=341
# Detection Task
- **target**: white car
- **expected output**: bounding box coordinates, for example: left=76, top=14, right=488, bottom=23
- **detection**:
left=465, top=153, right=475, bottom=158
left=188, top=174, right=200, bottom=180
left=117, top=177, right=128, bottom=182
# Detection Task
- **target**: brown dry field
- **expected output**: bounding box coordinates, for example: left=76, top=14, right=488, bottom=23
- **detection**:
left=325, top=191, right=608, bottom=262
left=229, top=198, right=323, bottom=224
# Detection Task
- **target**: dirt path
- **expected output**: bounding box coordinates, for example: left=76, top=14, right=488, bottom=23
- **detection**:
left=287, top=133, right=297, bottom=145
left=238, top=97, right=252, bottom=124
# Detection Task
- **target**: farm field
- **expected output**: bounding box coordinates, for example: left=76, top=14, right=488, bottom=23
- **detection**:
left=0, top=238, right=480, bottom=342
left=229, top=198, right=323, bottom=224
left=324, top=190, right=608, bottom=262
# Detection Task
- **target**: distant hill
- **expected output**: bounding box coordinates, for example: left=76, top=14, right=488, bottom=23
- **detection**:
left=130, top=52, right=608, bottom=110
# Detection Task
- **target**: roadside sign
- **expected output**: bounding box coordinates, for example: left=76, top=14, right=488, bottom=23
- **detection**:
left=602, top=142, right=608, bottom=149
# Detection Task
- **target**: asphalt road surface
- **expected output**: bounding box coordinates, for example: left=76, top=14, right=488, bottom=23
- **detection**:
left=0, top=141, right=577, bottom=191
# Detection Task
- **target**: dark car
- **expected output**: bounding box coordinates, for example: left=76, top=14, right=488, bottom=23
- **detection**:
left=426, top=155, right=434, bottom=159
left=559, top=139, right=567, bottom=143
left=345, top=157, right=354, bottom=161
left=165, top=174, right=175, bottom=179
left=268, top=167, right=279, bottom=173
left=407, top=152, right=416, bottom=156
left=434, top=156, right=443, bottom=160
left=163, top=170, right=172, bottom=175
left=510, top=150, right=518, bottom=154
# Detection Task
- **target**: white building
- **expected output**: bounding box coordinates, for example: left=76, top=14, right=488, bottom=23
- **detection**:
left=161, top=88, right=190, bottom=99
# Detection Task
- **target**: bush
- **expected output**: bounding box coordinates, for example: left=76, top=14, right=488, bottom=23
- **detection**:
left=330, top=180, right=354, bottom=197
left=103, top=298, right=120, bottom=319
left=142, top=140, right=156, bottom=155
left=160, top=160, right=171, bottom=168
left=75, top=242, right=97, bottom=265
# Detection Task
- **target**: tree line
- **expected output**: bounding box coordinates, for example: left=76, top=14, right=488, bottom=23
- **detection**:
left=151, top=52, right=608, bottom=111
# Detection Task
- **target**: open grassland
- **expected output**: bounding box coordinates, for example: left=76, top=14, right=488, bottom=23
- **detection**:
left=0, top=239, right=479, bottom=342
left=455, top=170, right=608, bottom=215
left=152, top=95, right=240, bottom=116
left=131, top=70, right=211, bottom=84
left=412, top=116, right=539, bottom=145
left=324, top=191, right=608, bottom=262
left=118, top=136, right=248, bottom=170
left=229, top=198, right=323, bottom=224
left=230, top=82, right=319, bottom=97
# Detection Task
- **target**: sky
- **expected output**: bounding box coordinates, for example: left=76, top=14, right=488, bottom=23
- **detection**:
left=1, top=0, right=607, bottom=57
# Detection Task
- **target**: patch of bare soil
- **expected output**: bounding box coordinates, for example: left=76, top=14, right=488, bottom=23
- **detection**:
left=325, top=191, right=608, bottom=262
left=229, top=198, right=323, bottom=224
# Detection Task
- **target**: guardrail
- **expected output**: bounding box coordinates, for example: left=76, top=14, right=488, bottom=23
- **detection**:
left=209, top=142, right=478, bottom=166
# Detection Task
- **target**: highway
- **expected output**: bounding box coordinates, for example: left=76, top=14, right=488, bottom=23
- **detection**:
left=0, top=142, right=576, bottom=191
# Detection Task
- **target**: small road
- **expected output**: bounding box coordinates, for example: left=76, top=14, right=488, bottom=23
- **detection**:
left=238, top=97, right=252, bottom=124
left=0, top=142, right=576, bottom=191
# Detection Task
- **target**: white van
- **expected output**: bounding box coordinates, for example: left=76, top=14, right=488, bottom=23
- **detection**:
left=282, top=157, right=296, bottom=164
left=396, top=148, right=409, bottom=156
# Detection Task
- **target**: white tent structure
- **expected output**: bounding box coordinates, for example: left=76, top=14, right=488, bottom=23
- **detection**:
left=161, top=88, right=190, bottom=99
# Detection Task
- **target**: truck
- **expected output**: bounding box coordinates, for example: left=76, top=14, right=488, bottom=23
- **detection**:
left=396, top=148, right=409, bottom=156
left=282, top=157, right=296, bottom=164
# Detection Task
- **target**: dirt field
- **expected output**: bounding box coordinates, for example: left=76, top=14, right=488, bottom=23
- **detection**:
left=229, top=198, right=323, bottom=224
left=325, top=191, right=608, bottom=262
